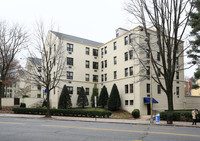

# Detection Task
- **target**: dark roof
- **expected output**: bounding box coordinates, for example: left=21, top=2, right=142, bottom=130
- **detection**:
left=27, top=57, right=42, bottom=65
left=51, top=31, right=103, bottom=47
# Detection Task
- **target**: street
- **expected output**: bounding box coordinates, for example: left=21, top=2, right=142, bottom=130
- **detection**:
left=0, top=117, right=200, bottom=141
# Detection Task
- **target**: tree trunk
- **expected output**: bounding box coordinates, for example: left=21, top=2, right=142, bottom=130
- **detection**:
left=166, top=86, right=174, bottom=111
left=45, top=88, right=51, bottom=117
left=0, top=81, right=4, bottom=110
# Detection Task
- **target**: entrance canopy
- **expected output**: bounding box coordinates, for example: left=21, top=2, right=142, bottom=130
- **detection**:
left=144, top=97, right=158, bottom=104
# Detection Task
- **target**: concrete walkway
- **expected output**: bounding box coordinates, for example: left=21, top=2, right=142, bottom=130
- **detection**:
left=0, top=113, right=199, bottom=128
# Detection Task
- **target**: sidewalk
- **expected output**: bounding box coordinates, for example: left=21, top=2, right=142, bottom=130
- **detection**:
left=0, top=113, right=200, bottom=128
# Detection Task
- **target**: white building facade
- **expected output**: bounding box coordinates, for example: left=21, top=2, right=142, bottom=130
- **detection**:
left=48, top=26, right=185, bottom=115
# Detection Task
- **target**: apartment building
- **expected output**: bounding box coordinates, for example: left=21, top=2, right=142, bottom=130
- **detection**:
left=48, top=26, right=185, bottom=115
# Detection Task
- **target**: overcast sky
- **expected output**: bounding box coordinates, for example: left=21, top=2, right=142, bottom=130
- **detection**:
left=0, top=0, right=196, bottom=77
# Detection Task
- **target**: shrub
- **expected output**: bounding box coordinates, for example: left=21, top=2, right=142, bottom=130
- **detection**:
left=132, top=109, right=140, bottom=118
left=58, top=85, right=72, bottom=109
left=42, top=100, right=47, bottom=107
left=98, top=85, right=109, bottom=108
left=108, top=84, right=121, bottom=111
left=12, top=108, right=111, bottom=118
left=77, top=87, right=89, bottom=108
left=20, top=103, right=26, bottom=108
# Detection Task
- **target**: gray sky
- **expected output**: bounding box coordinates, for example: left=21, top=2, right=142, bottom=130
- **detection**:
left=0, top=0, right=196, bottom=77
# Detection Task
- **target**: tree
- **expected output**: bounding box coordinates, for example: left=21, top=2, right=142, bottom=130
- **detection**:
left=108, top=84, right=121, bottom=111
left=58, top=85, right=72, bottom=109
left=125, top=0, right=194, bottom=111
left=188, top=0, right=200, bottom=64
left=76, top=86, right=89, bottom=108
left=91, top=84, right=98, bottom=107
left=98, top=85, right=109, bottom=108
left=26, top=21, right=65, bottom=117
left=0, top=21, right=28, bottom=109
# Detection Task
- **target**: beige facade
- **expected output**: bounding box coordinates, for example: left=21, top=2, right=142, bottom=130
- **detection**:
left=48, top=26, right=185, bottom=115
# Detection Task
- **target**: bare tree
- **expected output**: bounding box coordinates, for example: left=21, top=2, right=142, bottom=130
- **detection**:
left=27, top=22, right=65, bottom=117
left=0, top=21, right=28, bottom=109
left=125, top=0, right=194, bottom=111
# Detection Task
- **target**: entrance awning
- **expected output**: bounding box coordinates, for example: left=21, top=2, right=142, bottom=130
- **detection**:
left=144, top=97, right=158, bottom=104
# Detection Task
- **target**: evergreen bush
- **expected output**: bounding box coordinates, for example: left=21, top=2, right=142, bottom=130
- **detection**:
left=76, top=87, right=89, bottom=108
left=91, top=84, right=98, bottom=107
left=58, top=85, right=72, bottom=109
left=108, top=84, right=121, bottom=111
left=98, top=85, right=109, bottom=108
left=132, top=109, right=140, bottom=118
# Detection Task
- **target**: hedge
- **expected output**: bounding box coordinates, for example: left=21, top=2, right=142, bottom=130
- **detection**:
left=12, top=108, right=112, bottom=118
left=160, top=111, right=200, bottom=122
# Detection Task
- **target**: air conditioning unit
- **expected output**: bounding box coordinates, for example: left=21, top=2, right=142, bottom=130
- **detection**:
left=101, top=69, right=103, bottom=72
left=68, top=81, right=72, bottom=83
left=68, top=52, right=72, bottom=54
left=69, top=66, right=72, bottom=68
left=94, top=57, right=97, bottom=59
left=94, top=70, right=97, bottom=72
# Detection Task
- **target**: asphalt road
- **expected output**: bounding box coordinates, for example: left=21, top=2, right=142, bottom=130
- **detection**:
left=0, top=117, right=200, bottom=141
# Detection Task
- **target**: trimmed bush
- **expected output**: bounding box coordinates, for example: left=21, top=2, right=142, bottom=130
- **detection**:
left=91, top=84, right=98, bottom=107
left=132, top=109, right=140, bottom=118
left=160, top=111, right=200, bottom=122
left=12, top=108, right=112, bottom=118
left=77, top=87, right=89, bottom=108
left=58, top=85, right=72, bottom=109
left=108, top=84, right=121, bottom=111
left=98, top=85, right=109, bottom=108
left=20, top=103, right=26, bottom=108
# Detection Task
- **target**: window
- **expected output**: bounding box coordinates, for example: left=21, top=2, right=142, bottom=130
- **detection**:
left=125, top=100, right=128, bottom=105
left=157, top=52, right=160, bottom=61
left=146, top=49, right=150, bottom=58
left=67, top=86, right=73, bottom=94
left=93, top=75, right=98, bottom=82
left=77, top=87, right=81, bottom=94
left=114, top=71, right=117, bottom=79
left=104, top=47, right=107, bottom=54
left=124, top=36, right=128, bottom=45
left=130, top=100, right=134, bottom=105
left=125, top=68, right=128, bottom=77
left=37, top=85, right=41, bottom=90
left=105, top=60, right=107, bottom=68
left=176, top=87, right=179, bottom=97
left=125, top=52, right=128, bottom=61
left=101, top=48, right=104, bottom=56
left=158, top=85, right=161, bottom=94
left=101, top=61, right=104, bottom=69
left=101, top=74, right=104, bottom=82
left=105, top=74, right=107, bottom=81
left=86, top=47, right=90, bottom=55
left=85, top=60, right=90, bottom=68
left=114, top=56, right=117, bottom=65
left=114, top=42, right=117, bottom=50
left=85, top=74, right=89, bottom=81
left=38, top=67, right=41, bottom=72
left=176, top=72, right=179, bottom=79
left=146, top=66, right=150, bottom=75
left=130, top=84, right=133, bottom=93
left=147, top=83, right=150, bottom=93
left=93, top=62, right=98, bottom=69
left=129, top=50, right=133, bottom=59
left=85, top=88, right=89, bottom=95
left=67, top=71, right=73, bottom=79
left=130, top=67, right=133, bottom=76
left=67, top=43, right=73, bottom=52
left=93, top=49, right=98, bottom=57
left=129, top=33, right=133, bottom=43
left=67, top=57, right=73, bottom=66
left=125, top=85, right=128, bottom=93
left=157, top=68, right=161, bottom=77
left=37, top=94, right=41, bottom=98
